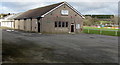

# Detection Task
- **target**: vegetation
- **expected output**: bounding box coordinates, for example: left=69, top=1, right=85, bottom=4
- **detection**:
left=97, top=21, right=112, bottom=24
left=83, top=26, right=118, bottom=30
left=0, top=26, right=14, bottom=29
left=83, top=16, right=95, bottom=26
left=83, top=29, right=119, bottom=36
left=83, top=26, right=119, bottom=36
left=83, top=15, right=118, bottom=26
left=111, top=15, right=118, bottom=24
left=83, top=15, right=119, bottom=36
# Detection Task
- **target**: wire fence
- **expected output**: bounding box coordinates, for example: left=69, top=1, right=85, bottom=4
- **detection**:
left=83, top=29, right=119, bottom=36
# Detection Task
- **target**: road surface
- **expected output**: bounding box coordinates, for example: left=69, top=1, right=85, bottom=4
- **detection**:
left=2, top=29, right=118, bottom=63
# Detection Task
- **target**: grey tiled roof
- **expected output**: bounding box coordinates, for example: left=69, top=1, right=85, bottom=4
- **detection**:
left=15, top=2, right=64, bottom=19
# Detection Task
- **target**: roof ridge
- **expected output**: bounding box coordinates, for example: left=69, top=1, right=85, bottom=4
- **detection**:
left=30, top=2, right=64, bottom=11
left=15, top=2, right=64, bottom=19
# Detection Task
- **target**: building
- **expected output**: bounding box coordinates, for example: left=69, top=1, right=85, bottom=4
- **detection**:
left=14, top=2, right=84, bottom=33
left=0, top=14, right=15, bottom=28
left=0, top=13, right=23, bottom=28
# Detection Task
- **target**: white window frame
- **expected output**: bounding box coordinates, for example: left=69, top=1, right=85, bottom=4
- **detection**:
left=76, top=24, right=80, bottom=29
left=61, top=10, right=69, bottom=15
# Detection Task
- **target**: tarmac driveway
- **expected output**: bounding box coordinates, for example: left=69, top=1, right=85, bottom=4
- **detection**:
left=2, top=29, right=118, bottom=63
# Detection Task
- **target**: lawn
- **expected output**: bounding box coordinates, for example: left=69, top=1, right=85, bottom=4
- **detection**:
left=83, top=26, right=119, bottom=31
left=83, top=26, right=120, bottom=36
left=0, top=26, right=14, bottom=29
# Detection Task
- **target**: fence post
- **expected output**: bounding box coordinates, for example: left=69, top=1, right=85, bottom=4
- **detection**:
left=115, top=30, right=117, bottom=36
left=100, top=29, right=102, bottom=35
left=88, top=29, right=89, bottom=33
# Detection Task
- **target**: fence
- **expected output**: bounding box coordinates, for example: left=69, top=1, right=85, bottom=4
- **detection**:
left=83, top=29, right=119, bottom=36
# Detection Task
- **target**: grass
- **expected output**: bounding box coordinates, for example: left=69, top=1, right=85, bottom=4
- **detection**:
left=83, top=29, right=100, bottom=34
left=83, top=26, right=119, bottom=31
left=0, top=26, right=14, bottom=30
left=101, top=31, right=118, bottom=36
left=83, top=26, right=120, bottom=36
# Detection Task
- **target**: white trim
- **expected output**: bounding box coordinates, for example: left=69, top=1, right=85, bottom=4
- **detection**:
left=64, top=2, right=85, bottom=19
left=41, top=2, right=85, bottom=19
left=41, top=3, right=65, bottom=17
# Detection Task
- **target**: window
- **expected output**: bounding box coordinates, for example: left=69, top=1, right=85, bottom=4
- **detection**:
left=61, top=10, right=69, bottom=15
left=66, top=22, right=68, bottom=27
left=76, top=24, right=80, bottom=29
left=62, top=22, right=65, bottom=27
left=59, top=21, right=61, bottom=27
left=55, top=21, right=57, bottom=27
left=55, top=21, right=68, bottom=27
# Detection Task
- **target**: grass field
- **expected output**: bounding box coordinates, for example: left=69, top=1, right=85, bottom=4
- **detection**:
left=83, top=26, right=120, bottom=36
left=83, top=26, right=119, bottom=30
left=0, top=26, right=14, bottom=29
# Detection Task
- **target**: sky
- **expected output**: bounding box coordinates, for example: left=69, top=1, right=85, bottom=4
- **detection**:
left=0, top=0, right=119, bottom=15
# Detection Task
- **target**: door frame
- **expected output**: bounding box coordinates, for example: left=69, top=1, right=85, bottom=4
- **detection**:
left=38, top=22, right=40, bottom=32
left=70, top=23, right=75, bottom=32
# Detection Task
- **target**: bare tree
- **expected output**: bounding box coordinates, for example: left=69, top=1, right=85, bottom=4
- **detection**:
left=83, top=16, right=94, bottom=26
left=112, top=15, right=118, bottom=25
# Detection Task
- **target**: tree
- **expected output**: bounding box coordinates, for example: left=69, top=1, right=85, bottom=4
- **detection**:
left=91, top=17, right=99, bottom=25
left=83, top=16, right=93, bottom=26
left=112, top=15, right=118, bottom=25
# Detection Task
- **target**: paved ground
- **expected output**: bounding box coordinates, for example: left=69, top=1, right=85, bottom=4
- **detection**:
left=0, top=29, right=2, bottom=64
left=2, top=29, right=118, bottom=63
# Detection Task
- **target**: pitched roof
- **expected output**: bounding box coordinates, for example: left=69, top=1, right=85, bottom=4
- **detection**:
left=15, top=2, right=85, bottom=19
left=2, top=13, right=23, bottom=20
left=15, top=2, right=64, bottom=19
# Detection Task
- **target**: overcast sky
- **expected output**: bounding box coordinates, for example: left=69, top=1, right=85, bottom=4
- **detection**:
left=0, top=0, right=119, bottom=15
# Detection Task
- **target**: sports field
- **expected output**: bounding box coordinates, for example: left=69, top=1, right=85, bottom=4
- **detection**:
left=83, top=26, right=120, bottom=36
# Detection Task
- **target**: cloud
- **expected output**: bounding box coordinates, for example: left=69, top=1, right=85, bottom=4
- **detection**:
left=0, top=2, right=50, bottom=13
left=69, top=2, right=118, bottom=15
left=0, top=6, right=18, bottom=13
left=1, top=0, right=119, bottom=2
left=0, top=1, right=118, bottom=15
